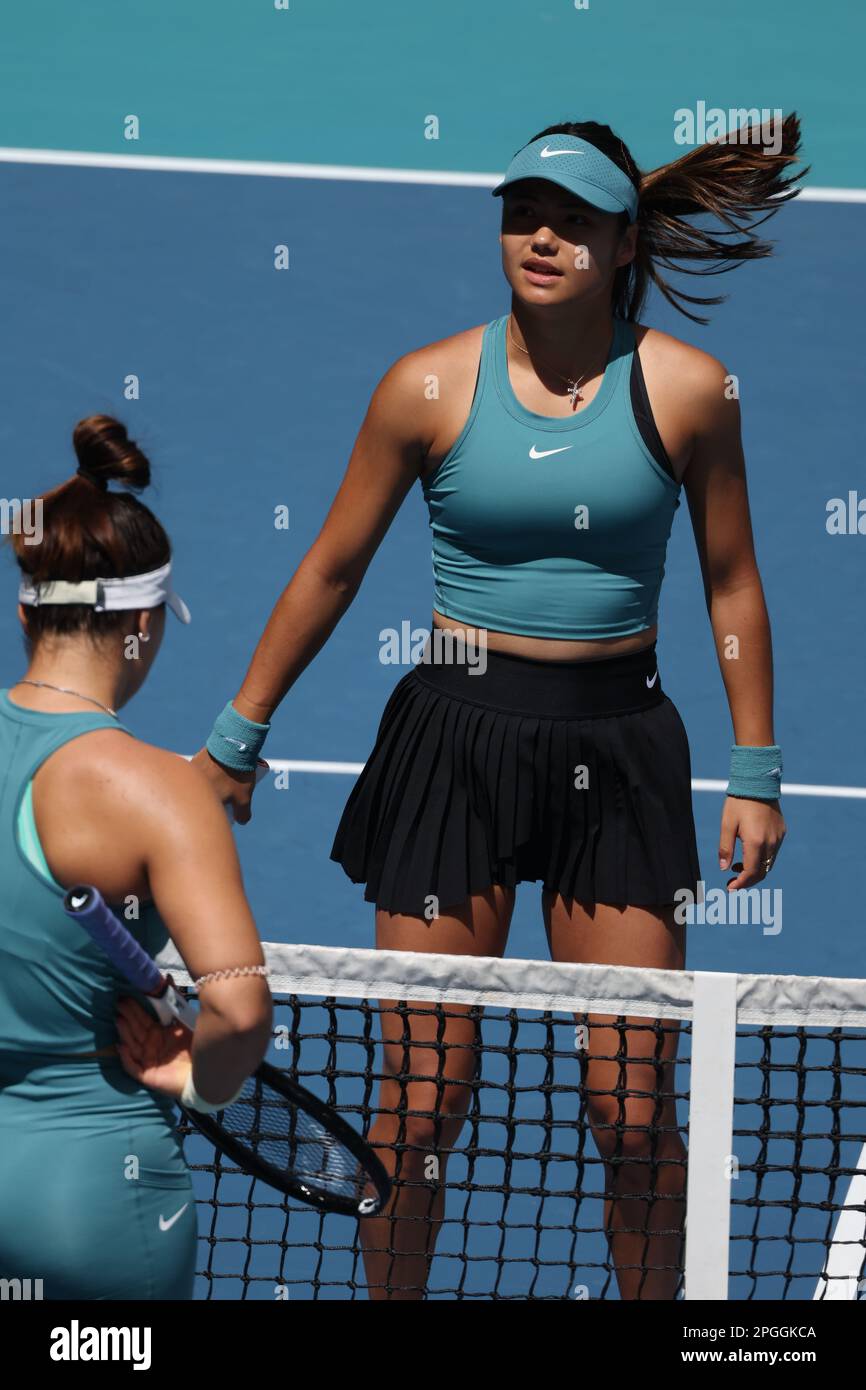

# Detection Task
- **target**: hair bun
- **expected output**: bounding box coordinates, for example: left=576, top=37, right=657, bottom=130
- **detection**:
left=72, top=415, right=150, bottom=491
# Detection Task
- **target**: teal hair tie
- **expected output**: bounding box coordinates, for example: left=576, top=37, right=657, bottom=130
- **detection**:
left=206, top=701, right=270, bottom=773
left=727, top=745, right=783, bottom=801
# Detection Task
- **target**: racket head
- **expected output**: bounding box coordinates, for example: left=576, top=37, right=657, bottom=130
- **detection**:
left=181, top=1060, right=391, bottom=1217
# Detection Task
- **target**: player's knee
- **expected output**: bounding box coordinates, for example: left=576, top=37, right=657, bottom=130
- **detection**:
left=386, top=1081, right=472, bottom=1158
left=588, top=1100, right=678, bottom=1164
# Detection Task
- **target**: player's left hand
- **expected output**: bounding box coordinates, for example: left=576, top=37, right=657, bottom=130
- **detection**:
left=719, top=797, right=786, bottom=890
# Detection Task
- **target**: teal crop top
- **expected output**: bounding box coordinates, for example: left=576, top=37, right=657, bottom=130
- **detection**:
left=422, top=316, right=682, bottom=640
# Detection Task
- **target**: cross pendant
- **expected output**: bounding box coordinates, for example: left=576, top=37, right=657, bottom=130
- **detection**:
left=567, top=380, right=583, bottom=409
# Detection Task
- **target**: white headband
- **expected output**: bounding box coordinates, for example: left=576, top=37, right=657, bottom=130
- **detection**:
left=18, top=560, right=191, bottom=624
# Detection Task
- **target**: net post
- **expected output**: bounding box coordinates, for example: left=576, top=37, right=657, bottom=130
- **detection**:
left=684, top=971, right=738, bottom=1301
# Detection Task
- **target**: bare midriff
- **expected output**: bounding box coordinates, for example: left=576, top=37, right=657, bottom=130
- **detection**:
left=432, top=610, right=657, bottom=663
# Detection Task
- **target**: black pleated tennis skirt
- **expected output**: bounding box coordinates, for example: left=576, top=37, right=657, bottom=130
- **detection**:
left=330, top=639, right=701, bottom=915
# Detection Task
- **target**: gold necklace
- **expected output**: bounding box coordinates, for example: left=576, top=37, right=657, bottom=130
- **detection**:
left=507, top=318, right=589, bottom=409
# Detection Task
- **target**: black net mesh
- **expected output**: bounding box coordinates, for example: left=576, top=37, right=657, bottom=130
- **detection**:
left=198, top=1072, right=384, bottom=1211
left=176, top=989, right=866, bottom=1301
left=731, top=1024, right=866, bottom=1297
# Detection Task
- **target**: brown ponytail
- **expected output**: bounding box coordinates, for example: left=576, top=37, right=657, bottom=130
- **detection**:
left=528, top=114, right=806, bottom=323
left=9, top=415, right=172, bottom=645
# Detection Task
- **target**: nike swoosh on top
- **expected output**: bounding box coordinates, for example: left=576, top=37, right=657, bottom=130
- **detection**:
left=159, top=1204, right=189, bottom=1232
left=529, top=444, right=572, bottom=459
left=539, top=146, right=584, bottom=158
left=223, top=737, right=248, bottom=751
left=646, top=671, right=659, bottom=688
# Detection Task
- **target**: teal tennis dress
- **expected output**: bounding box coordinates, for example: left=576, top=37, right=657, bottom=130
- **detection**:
left=0, top=691, right=196, bottom=1299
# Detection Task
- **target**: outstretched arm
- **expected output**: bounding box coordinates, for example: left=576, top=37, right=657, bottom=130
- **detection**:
left=194, top=355, right=430, bottom=821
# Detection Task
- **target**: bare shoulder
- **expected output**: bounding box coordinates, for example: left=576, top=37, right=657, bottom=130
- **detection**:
left=633, top=325, right=740, bottom=477
left=40, top=729, right=215, bottom=811
left=366, top=325, right=487, bottom=465
left=34, top=729, right=228, bottom=897
left=376, top=324, right=487, bottom=403
left=635, top=324, right=735, bottom=412
left=36, top=728, right=225, bottom=834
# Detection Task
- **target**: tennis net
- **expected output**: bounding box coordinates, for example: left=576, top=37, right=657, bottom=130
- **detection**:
left=159, top=942, right=866, bottom=1301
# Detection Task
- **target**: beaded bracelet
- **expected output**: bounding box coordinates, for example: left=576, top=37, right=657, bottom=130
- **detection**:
left=193, top=964, right=271, bottom=989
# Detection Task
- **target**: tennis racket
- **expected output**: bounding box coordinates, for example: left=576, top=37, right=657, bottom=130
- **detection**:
left=63, top=885, right=391, bottom=1218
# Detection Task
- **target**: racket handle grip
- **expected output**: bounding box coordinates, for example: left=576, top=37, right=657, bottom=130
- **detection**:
left=63, top=885, right=198, bottom=1030
left=65, top=885, right=161, bottom=991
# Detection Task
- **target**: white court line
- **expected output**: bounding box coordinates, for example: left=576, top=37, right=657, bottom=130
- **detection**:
left=264, top=762, right=866, bottom=798
left=272, top=759, right=366, bottom=776
left=0, top=147, right=499, bottom=187
left=0, top=146, right=864, bottom=203
left=813, top=1142, right=866, bottom=1300
left=691, top=777, right=866, bottom=800
left=184, top=756, right=865, bottom=798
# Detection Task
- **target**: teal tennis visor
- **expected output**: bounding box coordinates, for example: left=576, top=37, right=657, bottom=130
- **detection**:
left=492, top=135, right=638, bottom=220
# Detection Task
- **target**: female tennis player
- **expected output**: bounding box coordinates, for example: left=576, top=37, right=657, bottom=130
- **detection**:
left=0, top=415, right=272, bottom=1299
left=196, top=117, right=798, bottom=1299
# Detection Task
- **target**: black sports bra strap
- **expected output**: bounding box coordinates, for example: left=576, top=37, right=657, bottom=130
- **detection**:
left=629, top=341, right=676, bottom=481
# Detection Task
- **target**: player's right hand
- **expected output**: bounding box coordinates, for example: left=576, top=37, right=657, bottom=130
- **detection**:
left=190, top=749, right=268, bottom=826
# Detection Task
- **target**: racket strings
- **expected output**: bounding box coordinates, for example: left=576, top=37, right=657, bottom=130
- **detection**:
left=221, top=1077, right=376, bottom=1201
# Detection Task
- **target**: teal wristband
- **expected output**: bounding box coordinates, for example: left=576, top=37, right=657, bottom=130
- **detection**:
left=206, top=701, right=270, bottom=773
left=727, top=745, right=783, bottom=802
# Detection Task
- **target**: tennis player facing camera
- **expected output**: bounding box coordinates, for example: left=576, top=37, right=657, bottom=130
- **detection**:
left=196, top=116, right=796, bottom=1299
left=0, top=415, right=272, bottom=1300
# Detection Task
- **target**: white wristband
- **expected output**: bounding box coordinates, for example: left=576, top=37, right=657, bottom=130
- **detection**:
left=180, top=1070, right=247, bottom=1114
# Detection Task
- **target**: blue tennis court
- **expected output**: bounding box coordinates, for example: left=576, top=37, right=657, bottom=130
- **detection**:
left=1, top=1, right=864, bottom=1302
